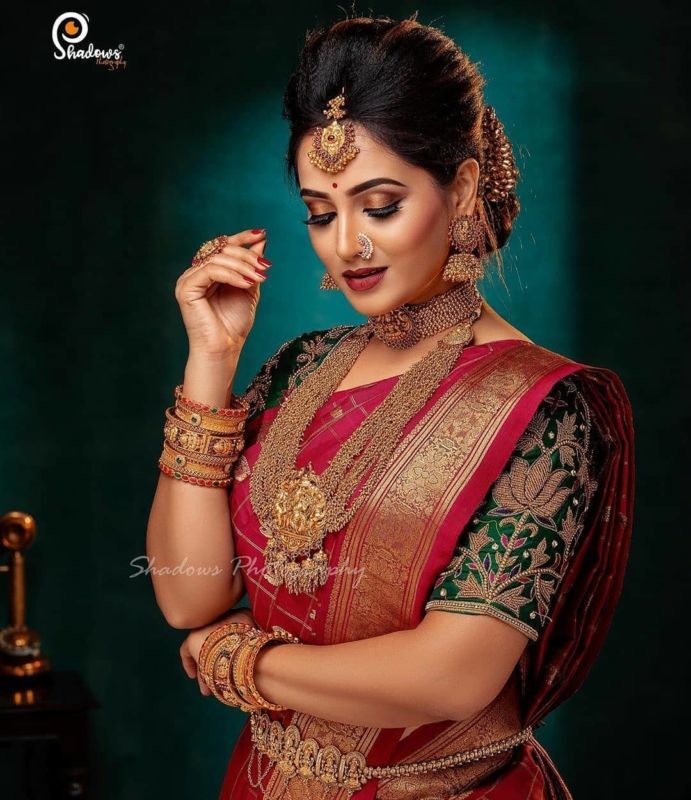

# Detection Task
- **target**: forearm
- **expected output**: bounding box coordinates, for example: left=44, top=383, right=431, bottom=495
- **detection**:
left=146, top=351, right=246, bottom=629
left=253, top=627, right=456, bottom=728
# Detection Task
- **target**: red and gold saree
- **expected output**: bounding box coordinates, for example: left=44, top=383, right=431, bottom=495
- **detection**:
left=218, top=325, right=635, bottom=799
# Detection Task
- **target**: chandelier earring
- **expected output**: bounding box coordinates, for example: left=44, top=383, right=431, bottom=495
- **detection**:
left=442, top=214, right=486, bottom=283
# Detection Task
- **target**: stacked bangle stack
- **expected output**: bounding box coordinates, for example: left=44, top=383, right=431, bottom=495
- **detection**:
left=198, top=622, right=301, bottom=712
left=158, top=384, right=250, bottom=488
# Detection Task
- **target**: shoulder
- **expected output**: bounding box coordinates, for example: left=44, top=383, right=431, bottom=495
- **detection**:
left=238, top=323, right=357, bottom=419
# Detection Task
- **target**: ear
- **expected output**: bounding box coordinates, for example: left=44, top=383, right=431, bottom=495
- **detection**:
left=449, top=157, right=480, bottom=217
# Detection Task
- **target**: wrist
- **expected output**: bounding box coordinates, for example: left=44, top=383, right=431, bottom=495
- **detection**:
left=182, top=353, right=242, bottom=407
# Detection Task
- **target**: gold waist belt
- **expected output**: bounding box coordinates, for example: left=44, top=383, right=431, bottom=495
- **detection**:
left=249, top=710, right=534, bottom=796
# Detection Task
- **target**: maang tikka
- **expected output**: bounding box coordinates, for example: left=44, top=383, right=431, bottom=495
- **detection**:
left=308, top=87, right=360, bottom=174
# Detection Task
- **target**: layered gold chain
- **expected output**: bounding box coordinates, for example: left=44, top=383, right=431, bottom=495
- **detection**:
left=250, top=286, right=483, bottom=594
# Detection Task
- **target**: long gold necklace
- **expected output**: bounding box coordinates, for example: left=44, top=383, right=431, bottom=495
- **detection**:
left=250, top=282, right=483, bottom=595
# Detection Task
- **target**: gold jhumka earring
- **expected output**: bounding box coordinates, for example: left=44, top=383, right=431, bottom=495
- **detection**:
left=442, top=215, right=485, bottom=283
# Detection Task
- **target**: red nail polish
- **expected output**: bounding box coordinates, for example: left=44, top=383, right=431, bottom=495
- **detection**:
left=251, top=229, right=265, bottom=234
left=257, top=256, right=272, bottom=267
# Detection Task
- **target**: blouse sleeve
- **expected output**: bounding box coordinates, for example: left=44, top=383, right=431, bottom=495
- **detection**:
left=236, top=334, right=302, bottom=423
left=424, top=375, right=602, bottom=641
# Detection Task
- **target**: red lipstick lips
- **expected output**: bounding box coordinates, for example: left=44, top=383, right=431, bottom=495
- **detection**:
left=342, top=265, right=388, bottom=292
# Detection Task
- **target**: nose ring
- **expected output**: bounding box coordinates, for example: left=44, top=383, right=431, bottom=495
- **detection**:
left=357, top=232, right=373, bottom=261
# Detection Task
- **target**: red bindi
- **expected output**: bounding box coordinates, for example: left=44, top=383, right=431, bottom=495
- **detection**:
left=332, top=183, right=338, bottom=188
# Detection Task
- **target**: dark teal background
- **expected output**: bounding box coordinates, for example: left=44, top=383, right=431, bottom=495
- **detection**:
left=2, top=2, right=688, bottom=798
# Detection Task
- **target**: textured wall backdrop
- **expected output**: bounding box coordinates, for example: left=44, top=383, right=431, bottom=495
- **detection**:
left=1, top=2, right=688, bottom=798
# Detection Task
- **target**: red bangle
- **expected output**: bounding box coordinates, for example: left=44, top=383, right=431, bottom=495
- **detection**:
left=174, top=384, right=249, bottom=418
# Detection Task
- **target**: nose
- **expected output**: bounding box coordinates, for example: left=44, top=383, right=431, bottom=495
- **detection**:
left=334, top=213, right=363, bottom=263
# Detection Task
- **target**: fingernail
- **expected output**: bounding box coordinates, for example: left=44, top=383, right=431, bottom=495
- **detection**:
left=254, top=269, right=267, bottom=280
left=251, top=229, right=265, bottom=235
left=257, top=257, right=272, bottom=267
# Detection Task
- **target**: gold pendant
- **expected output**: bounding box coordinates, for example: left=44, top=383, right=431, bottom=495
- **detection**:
left=262, top=464, right=331, bottom=594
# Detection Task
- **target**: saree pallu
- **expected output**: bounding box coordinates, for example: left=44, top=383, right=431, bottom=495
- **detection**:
left=220, top=337, right=635, bottom=800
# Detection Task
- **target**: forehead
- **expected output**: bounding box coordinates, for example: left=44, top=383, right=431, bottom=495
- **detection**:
left=296, top=123, right=419, bottom=192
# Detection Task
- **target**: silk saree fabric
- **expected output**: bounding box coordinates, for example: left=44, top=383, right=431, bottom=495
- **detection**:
left=217, top=325, right=635, bottom=800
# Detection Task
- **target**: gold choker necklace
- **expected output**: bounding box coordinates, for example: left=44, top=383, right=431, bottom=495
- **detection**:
left=250, top=285, right=484, bottom=595
left=367, top=281, right=482, bottom=349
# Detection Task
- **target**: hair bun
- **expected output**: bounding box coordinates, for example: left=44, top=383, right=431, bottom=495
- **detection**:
left=479, top=105, right=519, bottom=204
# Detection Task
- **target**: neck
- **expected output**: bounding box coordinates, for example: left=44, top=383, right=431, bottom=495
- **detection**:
left=405, top=268, right=455, bottom=305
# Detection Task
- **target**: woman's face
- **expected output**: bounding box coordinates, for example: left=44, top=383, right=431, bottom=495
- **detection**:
left=296, top=123, right=479, bottom=317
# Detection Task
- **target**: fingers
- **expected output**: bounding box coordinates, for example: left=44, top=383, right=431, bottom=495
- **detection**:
left=210, top=251, right=269, bottom=283
left=221, top=228, right=266, bottom=248
left=180, top=642, right=197, bottom=680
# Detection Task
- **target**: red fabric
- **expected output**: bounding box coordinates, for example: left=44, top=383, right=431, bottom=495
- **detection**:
left=217, top=341, right=635, bottom=799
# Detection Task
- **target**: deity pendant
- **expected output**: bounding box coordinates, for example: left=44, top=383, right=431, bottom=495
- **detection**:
left=262, top=463, right=330, bottom=594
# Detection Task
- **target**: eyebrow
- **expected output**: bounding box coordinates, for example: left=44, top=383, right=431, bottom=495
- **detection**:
left=299, top=177, right=407, bottom=199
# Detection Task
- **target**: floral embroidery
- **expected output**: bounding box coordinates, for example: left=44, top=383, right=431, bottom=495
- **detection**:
left=424, top=376, right=601, bottom=641
left=238, top=325, right=355, bottom=420
left=238, top=334, right=300, bottom=420
left=288, top=324, right=352, bottom=389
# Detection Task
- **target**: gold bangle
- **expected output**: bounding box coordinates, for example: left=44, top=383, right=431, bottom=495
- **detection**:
left=164, top=408, right=245, bottom=457
left=206, top=633, right=248, bottom=708
left=199, top=623, right=255, bottom=707
left=159, top=441, right=238, bottom=479
left=232, top=626, right=301, bottom=712
left=173, top=403, right=247, bottom=436
left=174, top=383, right=249, bottom=418
left=163, top=441, right=239, bottom=477
left=163, top=439, right=245, bottom=470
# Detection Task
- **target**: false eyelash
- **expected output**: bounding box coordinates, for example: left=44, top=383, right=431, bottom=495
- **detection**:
left=302, top=202, right=403, bottom=226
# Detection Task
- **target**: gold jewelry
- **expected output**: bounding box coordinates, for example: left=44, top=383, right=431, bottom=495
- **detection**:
left=232, top=626, right=301, bottom=711
left=442, top=215, right=485, bottom=283
left=174, top=384, right=249, bottom=419
left=368, top=280, right=482, bottom=350
left=307, top=87, right=360, bottom=174
left=319, top=272, right=339, bottom=290
left=250, top=288, right=483, bottom=594
left=159, top=440, right=236, bottom=484
left=356, top=232, right=373, bottom=260
left=248, top=708, right=533, bottom=796
left=191, top=235, right=232, bottom=268
left=164, top=408, right=244, bottom=457
left=480, top=105, right=519, bottom=203
left=199, top=622, right=301, bottom=712
left=157, top=385, right=249, bottom=488
left=199, top=623, right=251, bottom=708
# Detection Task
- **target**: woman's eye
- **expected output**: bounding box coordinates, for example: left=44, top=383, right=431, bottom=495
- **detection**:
left=301, top=201, right=402, bottom=226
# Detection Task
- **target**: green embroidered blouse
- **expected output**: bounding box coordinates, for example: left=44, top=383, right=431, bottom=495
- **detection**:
left=424, top=375, right=602, bottom=641
left=238, top=327, right=603, bottom=643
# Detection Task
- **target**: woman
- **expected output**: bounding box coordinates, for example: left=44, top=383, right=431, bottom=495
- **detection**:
left=146, top=14, right=635, bottom=800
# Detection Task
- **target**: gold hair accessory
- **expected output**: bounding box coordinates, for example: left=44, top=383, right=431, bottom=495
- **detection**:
left=356, top=232, right=373, bottom=260
left=307, top=87, right=360, bottom=174
left=479, top=105, right=519, bottom=203
left=442, top=214, right=485, bottom=283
